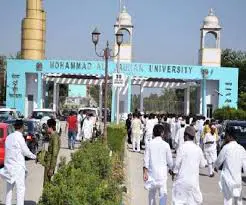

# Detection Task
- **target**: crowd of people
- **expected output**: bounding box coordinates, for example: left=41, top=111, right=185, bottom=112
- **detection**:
left=65, top=110, right=95, bottom=149
left=126, top=111, right=246, bottom=205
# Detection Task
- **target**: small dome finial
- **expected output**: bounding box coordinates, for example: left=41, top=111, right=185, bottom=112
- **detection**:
left=209, top=8, right=214, bottom=16
left=122, top=6, right=127, bottom=12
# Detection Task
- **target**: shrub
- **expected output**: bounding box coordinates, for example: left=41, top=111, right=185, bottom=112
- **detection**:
left=107, top=123, right=126, bottom=159
left=213, top=106, right=246, bottom=120
left=38, top=141, right=122, bottom=205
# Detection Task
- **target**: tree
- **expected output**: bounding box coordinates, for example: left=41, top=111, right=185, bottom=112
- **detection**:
left=221, top=49, right=246, bottom=94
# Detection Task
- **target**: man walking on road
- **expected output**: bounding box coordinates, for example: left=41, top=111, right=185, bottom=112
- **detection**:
left=203, top=125, right=217, bottom=177
left=42, top=119, right=60, bottom=186
left=131, top=113, right=142, bottom=152
left=172, top=126, right=207, bottom=205
left=145, top=113, right=157, bottom=149
left=214, top=127, right=246, bottom=205
left=143, top=124, right=173, bottom=205
left=0, top=120, right=36, bottom=205
left=65, top=111, right=77, bottom=149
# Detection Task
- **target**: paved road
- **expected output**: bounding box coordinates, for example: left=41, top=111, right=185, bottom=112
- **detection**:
left=125, top=144, right=246, bottom=205
left=0, top=122, right=75, bottom=205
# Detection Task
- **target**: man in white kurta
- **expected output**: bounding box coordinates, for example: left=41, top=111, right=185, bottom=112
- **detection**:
left=172, top=126, right=207, bottom=205
left=145, top=114, right=157, bottom=149
left=131, top=113, right=142, bottom=152
left=82, top=114, right=93, bottom=141
left=174, top=122, right=186, bottom=151
left=171, top=117, right=181, bottom=149
left=144, top=124, right=173, bottom=205
left=0, top=120, right=36, bottom=205
left=76, top=110, right=83, bottom=141
left=214, top=128, right=246, bottom=205
left=203, top=125, right=217, bottom=177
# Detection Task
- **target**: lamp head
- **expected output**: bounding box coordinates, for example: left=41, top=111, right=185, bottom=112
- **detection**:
left=116, top=30, right=123, bottom=46
left=92, top=27, right=101, bottom=46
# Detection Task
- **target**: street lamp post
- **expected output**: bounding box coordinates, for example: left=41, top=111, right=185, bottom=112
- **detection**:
left=12, top=80, right=18, bottom=108
left=91, top=28, right=123, bottom=144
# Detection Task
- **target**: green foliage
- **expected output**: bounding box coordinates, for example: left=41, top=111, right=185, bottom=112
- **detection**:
left=39, top=141, right=123, bottom=205
left=238, top=92, right=246, bottom=111
left=221, top=49, right=246, bottom=95
left=107, top=123, right=126, bottom=159
left=213, top=106, right=246, bottom=121
left=89, top=85, right=112, bottom=109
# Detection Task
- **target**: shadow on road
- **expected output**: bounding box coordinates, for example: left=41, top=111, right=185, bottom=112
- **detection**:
left=199, top=173, right=208, bottom=177
left=242, top=176, right=246, bottom=184
left=0, top=201, right=36, bottom=205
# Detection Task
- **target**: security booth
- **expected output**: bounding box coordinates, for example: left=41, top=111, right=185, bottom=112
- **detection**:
left=6, top=59, right=238, bottom=120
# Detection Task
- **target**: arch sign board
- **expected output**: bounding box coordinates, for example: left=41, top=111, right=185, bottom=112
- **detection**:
left=6, top=59, right=238, bottom=116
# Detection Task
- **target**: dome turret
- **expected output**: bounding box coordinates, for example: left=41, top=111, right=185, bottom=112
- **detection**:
left=116, top=6, right=132, bottom=26
left=202, top=9, right=221, bottom=29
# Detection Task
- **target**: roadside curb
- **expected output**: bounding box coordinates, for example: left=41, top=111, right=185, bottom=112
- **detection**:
left=122, top=140, right=131, bottom=205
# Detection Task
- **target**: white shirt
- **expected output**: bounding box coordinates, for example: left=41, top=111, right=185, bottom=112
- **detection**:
left=173, top=141, right=207, bottom=204
left=131, top=118, right=142, bottom=135
left=203, top=133, right=217, bottom=152
left=82, top=118, right=93, bottom=139
left=215, top=141, right=246, bottom=198
left=145, top=119, right=157, bottom=136
left=175, top=127, right=185, bottom=149
left=198, top=119, right=204, bottom=131
left=77, top=114, right=82, bottom=123
left=0, top=131, right=36, bottom=183
left=144, top=137, right=173, bottom=187
left=171, top=121, right=180, bottom=140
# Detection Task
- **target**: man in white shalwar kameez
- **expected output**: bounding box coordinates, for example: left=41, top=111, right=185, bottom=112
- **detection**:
left=171, top=117, right=181, bottom=149
left=0, top=120, right=36, bottom=205
left=172, top=126, right=207, bottom=205
left=174, top=122, right=186, bottom=151
left=214, top=127, right=246, bottom=205
left=145, top=113, right=157, bottom=149
left=131, top=113, right=142, bottom=152
left=82, top=114, right=93, bottom=141
left=76, top=110, right=83, bottom=141
left=144, top=124, right=173, bottom=205
left=203, top=125, right=217, bottom=177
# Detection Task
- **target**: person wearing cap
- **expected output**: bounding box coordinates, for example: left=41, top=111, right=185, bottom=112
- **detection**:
left=143, top=124, right=173, bottom=205
left=203, top=125, right=217, bottom=177
left=214, top=127, right=246, bottom=205
left=174, top=121, right=186, bottom=151
left=0, top=120, right=36, bottom=205
left=172, top=126, right=207, bottom=205
left=41, top=118, right=60, bottom=186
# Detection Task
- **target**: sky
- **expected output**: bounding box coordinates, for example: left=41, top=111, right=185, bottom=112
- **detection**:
left=0, top=0, right=246, bottom=65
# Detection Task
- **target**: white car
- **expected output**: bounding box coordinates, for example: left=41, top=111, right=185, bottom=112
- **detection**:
left=0, top=108, right=24, bottom=121
left=31, top=109, right=62, bottom=135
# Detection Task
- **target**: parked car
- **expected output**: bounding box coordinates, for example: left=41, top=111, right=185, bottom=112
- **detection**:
left=31, top=109, right=62, bottom=136
left=0, top=108, right=24, bottom=122
left=23, top=119, right=44, bottom=154
left=4, top=119, right=44, bottom=155
left=220, top=120, right=246, bottom=150
left=0, top=123, right=15, bottom=166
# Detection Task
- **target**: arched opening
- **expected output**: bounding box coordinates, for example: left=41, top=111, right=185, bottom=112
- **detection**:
left=204, top=32, right=217, bottom=48
left=119, top=28, right=131, bottom=44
